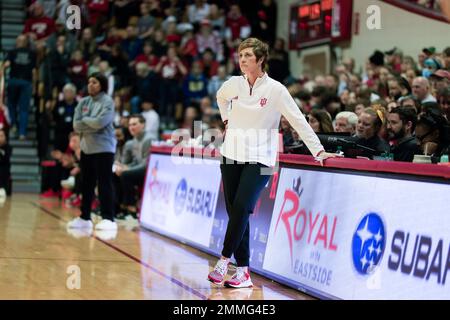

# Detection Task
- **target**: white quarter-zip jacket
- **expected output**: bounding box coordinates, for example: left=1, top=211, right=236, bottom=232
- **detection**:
left=217, top=73, right=324, bottom=167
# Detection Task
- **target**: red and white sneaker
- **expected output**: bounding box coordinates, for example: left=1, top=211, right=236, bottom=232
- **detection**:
left=224, top=267, right=253, bottom=288
left=207, top=259, right=229, bottom=285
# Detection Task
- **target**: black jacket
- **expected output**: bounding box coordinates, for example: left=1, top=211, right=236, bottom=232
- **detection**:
left=390, top=136, right=420, bottom=162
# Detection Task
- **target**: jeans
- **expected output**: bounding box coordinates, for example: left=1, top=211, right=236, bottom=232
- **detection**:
left=7, top=78, right=32, bottom=136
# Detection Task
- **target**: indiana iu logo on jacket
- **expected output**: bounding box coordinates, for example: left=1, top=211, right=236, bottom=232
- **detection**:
left=259, top=98, right=267, bottom=107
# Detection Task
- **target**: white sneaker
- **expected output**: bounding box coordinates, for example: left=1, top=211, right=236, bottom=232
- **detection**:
left=66, top=227, right=93, bottom=238
left=61, top=176, right=75, bottom=189
left=67, top=217, right=93, bottom=229
left=0, top=188, right=6, bottom=204
left=95, top=219, right=118, bottom=231
left=95, top=229, right=118, bottom=241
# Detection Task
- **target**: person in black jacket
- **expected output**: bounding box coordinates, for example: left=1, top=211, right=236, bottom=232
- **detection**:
left=3, top=35, right=36, bottom=140
left=354, top=107, right=390, bottom=158
left=0, top=129, right=12, bottom=199
left=387, top=107, right=420, bottom=162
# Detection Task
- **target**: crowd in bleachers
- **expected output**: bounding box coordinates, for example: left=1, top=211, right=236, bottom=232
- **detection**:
left=0, top=0, right=449, bottom=217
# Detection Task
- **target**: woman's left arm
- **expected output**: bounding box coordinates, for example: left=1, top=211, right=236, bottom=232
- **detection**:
left=275, top=86, right=341, bottom=165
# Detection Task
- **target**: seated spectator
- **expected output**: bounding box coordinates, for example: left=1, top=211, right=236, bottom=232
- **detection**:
left=23, top=2, right=55, bottom=44
left=114, top=115, right=153, bottom=220
left=155, top=46, right=188, bottom=127
left=412, top=77, right=437, bottom=104
left=388, top=76, right=411, bottom=102
left=60, top=132, right=82, bottom=203
left=225, top=4, right=251, bottom=42
left=182, top=60, right=209, bottom=107
left=437, top=87, right=450, bottom=121
left=137, top=2, right=155, bottom=40
left=399, top=95, right=421, bottom=113
left=52, top=83, right=78, bottom=152
left=180, top=106, right=201, bottom=138
left=387, top=107, right=420, bottom=162
left=208, top=65, right=229, bottom=107
left=99, top=61, right=115, bottom=96
left=335, top=111, right=358, bottom=134
left=188, top=0, right=211, bottom=25
left=430, top=69, right=450, bottom=93
left=121, top=26, right=144, bottom=62
left=196, top=19, right=224, bottom=62
left=415, top=108, right=449, bottom=158
left=130, top=62, right=159, bottom=113
left=113, top=94, right=130, bottom=129
left=134, top=42, right=159, bottom=70
left=141, top=100, right=160, bottom=141
left=199, top=48, right=220, bottom=78
left=68, top=50, right=88, bottom=92
left=0, top=129, right=12, bottom=200
left=355, top=108, right=390, bottom=158
left=308, top=109, right=334, bottom=134
left=77, top=28, right=97, bottom=61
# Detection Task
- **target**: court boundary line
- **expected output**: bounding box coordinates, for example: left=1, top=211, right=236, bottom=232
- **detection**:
left=31, top=202, right=208, bottom=300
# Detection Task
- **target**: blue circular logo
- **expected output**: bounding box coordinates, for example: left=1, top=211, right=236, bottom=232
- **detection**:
left=174, top=179, right=188, bottom=215
left=352, top=213, right=386, bottom=275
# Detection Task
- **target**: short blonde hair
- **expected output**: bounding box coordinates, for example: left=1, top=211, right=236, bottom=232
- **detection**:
left=238, top=37, right=269, bottom=69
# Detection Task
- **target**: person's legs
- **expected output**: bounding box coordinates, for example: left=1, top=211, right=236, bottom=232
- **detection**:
left=7, top=78, right=20, bottom=131
left=221, top=162, right=270, bottom=267
left=80, top=152, right=97, bottom=220
left=120, top=167, right=145, bottom=215
left=208, top=157, right=243, bottom=284
left=219, top=158, right=244, bottom=259
left=17, top=80, right=32, bottom=138
left=94, top=152, right=115, bottom=221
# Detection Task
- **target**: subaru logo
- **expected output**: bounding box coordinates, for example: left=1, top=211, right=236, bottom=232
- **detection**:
left=174, top=179, right=188, bottom=215
left=352, top=213, right=386, bottom=275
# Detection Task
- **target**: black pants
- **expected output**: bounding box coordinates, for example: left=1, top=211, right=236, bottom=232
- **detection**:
left=80, top=152, right=115, bottom=221
left=120, top=166, right=146, bottom=206
left=220, top=157, right=270, bottom=267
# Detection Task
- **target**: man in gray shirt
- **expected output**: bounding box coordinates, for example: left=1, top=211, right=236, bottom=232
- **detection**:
left=114, top=114, right=153, bottom=219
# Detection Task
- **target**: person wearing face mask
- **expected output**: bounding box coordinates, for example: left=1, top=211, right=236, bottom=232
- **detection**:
left=422, top=58, right=442, bottom=79
left=207, top=38, right=341, bottom=288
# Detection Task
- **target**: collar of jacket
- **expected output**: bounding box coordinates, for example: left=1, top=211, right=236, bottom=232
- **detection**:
left=242, top=72, right=268, bottom=89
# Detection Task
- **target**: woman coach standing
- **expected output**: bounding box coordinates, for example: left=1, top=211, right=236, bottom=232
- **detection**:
left=68, top=73, right=117, bottom=231
left=207, top=38, right=340, bottom=288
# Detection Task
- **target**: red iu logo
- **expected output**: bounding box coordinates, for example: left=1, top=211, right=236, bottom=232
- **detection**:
left=259, top=98, right=267, bottom=107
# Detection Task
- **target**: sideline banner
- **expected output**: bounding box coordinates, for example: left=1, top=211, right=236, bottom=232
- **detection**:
left=264, top=167, right=450, bottom=299
left=140, top=154, right=221, bottom=247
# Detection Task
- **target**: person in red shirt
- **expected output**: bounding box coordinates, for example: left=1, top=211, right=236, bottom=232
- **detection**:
left=23, top=2, right=56, bottom=43
left=199, top=48, right=219, bottom=78
left=134, top=42, right=159, bottom=70
left=87, top=0, right=109, bottom=26
left=68, top=50, right=88, bottom=92
left=225, top=4, right=251, bottom=42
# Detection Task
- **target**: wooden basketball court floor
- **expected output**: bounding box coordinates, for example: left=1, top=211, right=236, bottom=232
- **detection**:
left=0, top=193, right=313, bottom=300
